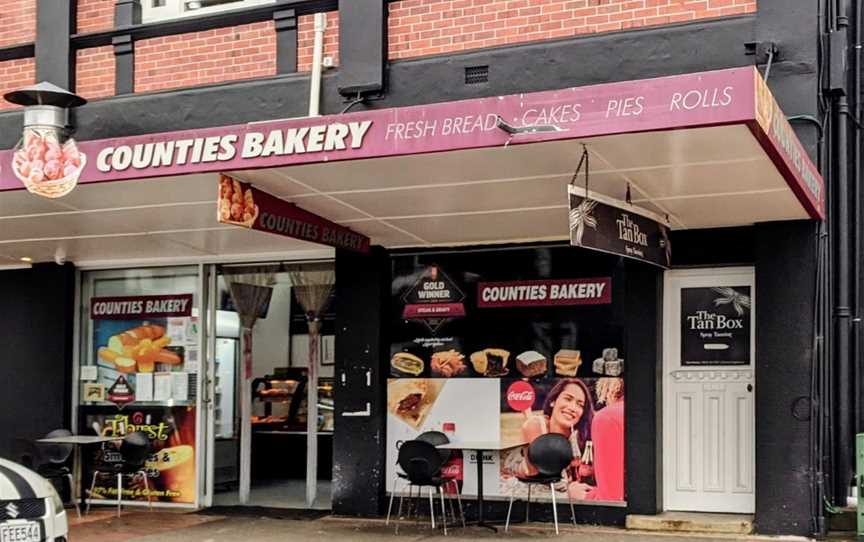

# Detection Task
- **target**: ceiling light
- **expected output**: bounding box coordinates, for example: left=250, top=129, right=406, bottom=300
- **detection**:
left=19, top=257, right=32, bottom=263
left=186, top=1, right=202, bottom=9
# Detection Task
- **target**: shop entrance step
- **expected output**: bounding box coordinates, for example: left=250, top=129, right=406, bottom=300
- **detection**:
left=625, top=512, right=754, bottom=535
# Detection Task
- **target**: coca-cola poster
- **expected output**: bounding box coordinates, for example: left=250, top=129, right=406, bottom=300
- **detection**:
left=499, top=376, right=625, bottom=504
left=681, top=286, right=752, bottom=366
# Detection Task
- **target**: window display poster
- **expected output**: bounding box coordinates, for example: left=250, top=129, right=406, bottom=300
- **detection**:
left=499, top=376, right=625, bottom=504
left=680, top=286, right=751, bottom=366
left=387, top=247, right=626, bottom=505
left=88, top=294, right=195, bottom=403
left=81, top=405, right=197, bottom=504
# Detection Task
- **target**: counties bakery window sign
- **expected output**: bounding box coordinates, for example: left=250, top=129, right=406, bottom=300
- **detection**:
left=680, top=286, right=752, bottom=366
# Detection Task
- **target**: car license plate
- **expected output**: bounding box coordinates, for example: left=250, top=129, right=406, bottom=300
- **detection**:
left=0, top=521, right=41, bottom=542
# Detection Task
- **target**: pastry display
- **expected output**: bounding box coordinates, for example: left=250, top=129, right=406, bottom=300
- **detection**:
left=430, top=350, right=466, bottom=377
left=387, top=379, right=445, bottom=428
left=515, top=350, right=547, bottom=377
left=554, top=349, right=582, bottom=376
left=470, top=348, right=510, bottom=376
left=391, top=352, right=424, bottom=376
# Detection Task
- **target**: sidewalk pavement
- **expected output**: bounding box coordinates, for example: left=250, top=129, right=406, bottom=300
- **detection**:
left=67, top=509, right=850, bottom=542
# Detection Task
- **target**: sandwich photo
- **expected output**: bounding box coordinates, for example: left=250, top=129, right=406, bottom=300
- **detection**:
left=391, top=352, right=425, bottom=376
left=554, top=349, right=582, bottom=376
left=387, top=379, right=446, bottom=428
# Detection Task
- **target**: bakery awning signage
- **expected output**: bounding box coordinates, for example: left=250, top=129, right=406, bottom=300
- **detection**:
left=568, top=186, right=671, bottom=269
left=402, top=265, right=466, bottom=332
left=217, top=175, right=370, bottom=253
left=91, top=294, right=193, bottom=320
left=0, top=68, right=824, bottom=224
left=477, top=278, right=611, bottom=308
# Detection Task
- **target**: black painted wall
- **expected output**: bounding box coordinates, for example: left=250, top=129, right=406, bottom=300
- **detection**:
left=753, top=220, right=817, bottom=536
left=332, top=246, right=389, bottom=516
left=623, top=261, right=662, bottom=516
left=0, top=263, right=75, bottom=465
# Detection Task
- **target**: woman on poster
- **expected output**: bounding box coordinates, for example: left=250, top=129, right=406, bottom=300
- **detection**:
left=520, top=378, right=596, bottom=499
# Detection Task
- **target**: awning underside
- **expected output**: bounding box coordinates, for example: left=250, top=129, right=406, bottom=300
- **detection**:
left=0, top=123, right=809, bottom=265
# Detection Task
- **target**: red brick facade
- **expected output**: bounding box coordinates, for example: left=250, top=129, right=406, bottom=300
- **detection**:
left=297, top=11, right=340, bottom=72
left=76, top=47, right=115, bottom=100
left=0, top=0, right=36, bottom=48
left=388, top=0, right=757, bottom=59
left=134, top=21, right=276, bottom=93
left=0, top=0, right=758, bottom=103
left=0, top=58, right=35, bottom=110
left=77, top=0, right=114, bottom=33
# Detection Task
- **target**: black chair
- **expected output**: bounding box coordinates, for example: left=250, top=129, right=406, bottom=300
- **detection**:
left=386, top=432, right=464, bottom=532
left=505, top=433, right=577, bottom=534
left=86, top=431, right=153, bottom=517
left=385, top=440, right=463, bottom=535
left=34, top=429, right=80, bottom=518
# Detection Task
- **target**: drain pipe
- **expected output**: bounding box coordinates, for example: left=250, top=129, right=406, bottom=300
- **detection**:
left=832, top=0, right=854, bottom=502
left=308, top=12, right=327, bottom=117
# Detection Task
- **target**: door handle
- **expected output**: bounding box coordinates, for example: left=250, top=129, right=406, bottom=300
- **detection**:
left=747, top=384, right=753, bottom=392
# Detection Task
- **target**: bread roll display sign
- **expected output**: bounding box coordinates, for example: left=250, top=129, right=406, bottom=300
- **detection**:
left=217, top=174, right=370, bottom=253
left=88, top=294, right=197, bottom=407
left=12, top=128, right=85, bottom=198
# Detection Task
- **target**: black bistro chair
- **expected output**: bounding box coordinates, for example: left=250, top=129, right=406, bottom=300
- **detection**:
left=86, top=431, right=153, bottom=517
left=386, top=439, right=462, bottom=535
left=34, top=429, right=80, bottom=518
left=386, top=432, right=464, bottom=532
left=505, top=433, right=577, bottom=535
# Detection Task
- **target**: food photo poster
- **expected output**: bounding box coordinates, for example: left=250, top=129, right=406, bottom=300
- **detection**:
left=386, top=249, right=627, bottom=504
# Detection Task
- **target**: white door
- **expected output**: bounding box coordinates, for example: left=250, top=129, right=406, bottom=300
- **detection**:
left=663, top=268, right=755, bottom=513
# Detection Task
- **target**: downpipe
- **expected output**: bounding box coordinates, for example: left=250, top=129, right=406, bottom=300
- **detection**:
left=308, top=12, right=327, bottom=117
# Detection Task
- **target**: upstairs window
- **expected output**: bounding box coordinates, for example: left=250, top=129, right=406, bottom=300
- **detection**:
left=142, top=0, right=276, bottom=23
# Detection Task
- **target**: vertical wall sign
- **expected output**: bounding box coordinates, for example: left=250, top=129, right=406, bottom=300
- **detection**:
left=680, top=286, right=752, bottom=366
left=568, top=186, right=671, bottom=269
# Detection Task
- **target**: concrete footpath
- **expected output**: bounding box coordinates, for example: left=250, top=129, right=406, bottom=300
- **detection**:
left=68, top=510, right=846, bottom=542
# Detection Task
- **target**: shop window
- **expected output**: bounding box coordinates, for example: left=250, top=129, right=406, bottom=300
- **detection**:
left=142, top=0, right=276, bottom=23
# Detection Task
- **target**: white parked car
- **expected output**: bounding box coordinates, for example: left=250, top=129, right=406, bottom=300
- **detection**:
left=0, top=458, right=68, bottom=542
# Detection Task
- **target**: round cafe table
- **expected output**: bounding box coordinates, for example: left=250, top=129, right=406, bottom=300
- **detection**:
left=436, top=440, right=527, bottom=532
left=37, top=435, right=123, bottom=513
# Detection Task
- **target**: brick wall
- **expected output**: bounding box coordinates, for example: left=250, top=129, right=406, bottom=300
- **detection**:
left=388, top=0, right=757, bottom=60
left=0, top=0, right=36, bottom=48
left=0, top=58, right=35, bottom=110
left=298, top=11, right=339, bottom=72
left=134, top=21, right=276, bottom=93
left=77, top=0, right=114, bottom=33
left=76, top=47, right=115, bottom=100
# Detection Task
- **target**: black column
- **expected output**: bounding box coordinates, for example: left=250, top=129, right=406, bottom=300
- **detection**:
left=0, top=263, right=76, bottom=464
left=332, top=246, right=389, bottom=516
left=754, top=220, right=817, bottom=536
left=113, top=0, right=140, bottom=95
left=36, top=0, right=76, bottom=89
left=623, top=261, right=662, bottom=514
left=274, top=9, right=297, bottom=74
